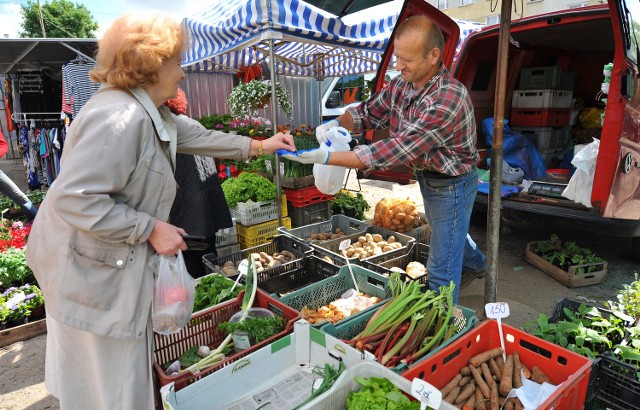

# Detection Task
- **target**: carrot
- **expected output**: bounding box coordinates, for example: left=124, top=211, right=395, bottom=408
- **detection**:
left=441, top=373, right=463, bottom=398
left=512, top=351, right=523, bottom=388
left=475, top=387, right=487, bottom=410
left=503, top=398, right=516, bottom=410
left=515, top=398, right=525, bottom=410
left=469, top=347, right=504, bottom=367
left=464, top=391, right=475, bottom=408
left=458, top=375, right=472, bottom=387
left=470, top=365, right=491, bottom=399
left=489, top=380, right=499, bottom=410
left=444, top=385, right=461, bottom=404
left=489, top=358, right=502, bottom=380
left=531, top=366, right=551, bottom=384
left=480, top=362, right=493, bottom=386
left=455, top=382, right=476, bottom=405
left=495, top=354, right=505, bottom=369
left=521, top=362, right=531, bottom=379
left=460, top=366, right=471, bottom=376
left=499, top=354, right=514, bottom=396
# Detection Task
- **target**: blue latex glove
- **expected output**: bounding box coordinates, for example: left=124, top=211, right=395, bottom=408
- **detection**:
left=315, top=120, right=339, bottom=145
left=278, top=148, right=330, bottom=165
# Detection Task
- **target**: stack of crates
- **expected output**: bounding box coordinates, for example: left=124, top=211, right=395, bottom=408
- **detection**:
left=283, top=186, right=333, bottom=228
left=511, top=66, right=575, bottom=167
left=231, top=195, right=291, bottom=249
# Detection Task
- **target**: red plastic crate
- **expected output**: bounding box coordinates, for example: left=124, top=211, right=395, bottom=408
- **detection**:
left=402, top=320, right=592, bottom=410
left=283, top=186, right=333, bottom=207
left=510, top=108, right=571, bottom=127
left=152, top=289, right=301, bottom=391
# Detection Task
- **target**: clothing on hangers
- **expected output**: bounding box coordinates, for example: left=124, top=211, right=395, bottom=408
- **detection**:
left=62, top=59, right=100, bottom=117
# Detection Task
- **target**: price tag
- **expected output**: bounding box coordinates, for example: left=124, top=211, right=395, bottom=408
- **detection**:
left=264, top=160, right=272, bottom=173
left=339, top=239, right=351, bottom=251
left=485, top=302, right=510, bottom=319
left=411, top=378, right=441, bottom=409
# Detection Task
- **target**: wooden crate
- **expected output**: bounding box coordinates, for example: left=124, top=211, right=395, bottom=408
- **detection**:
left=0, top=318, right=47, bottom=347
left=524, top=240, right=607, bottom=287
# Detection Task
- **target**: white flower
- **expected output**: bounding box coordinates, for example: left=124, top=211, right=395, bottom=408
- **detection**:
left=227, top=80, right=294, bottom=119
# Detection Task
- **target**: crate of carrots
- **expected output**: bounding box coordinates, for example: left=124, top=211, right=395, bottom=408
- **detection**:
left=402, top=320, right=592, bottom=409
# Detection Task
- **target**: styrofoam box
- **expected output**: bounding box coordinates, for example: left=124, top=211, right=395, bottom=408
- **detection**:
left=303, top=361, right=457, bottom=410
left=160, top=321, right=374, bottom=410
left=512, top=89, right=573, bottom=109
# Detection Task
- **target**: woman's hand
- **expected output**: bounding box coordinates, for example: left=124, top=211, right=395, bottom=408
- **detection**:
left=261, top=132, right=296, bottom=154
left=148, top=220, right=187, bottom=256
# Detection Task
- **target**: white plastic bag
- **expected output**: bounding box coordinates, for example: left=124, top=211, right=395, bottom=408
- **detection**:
left=313, top=127, right=352, bottom=195
left=562, top=138, right=600, bottom=207
left=151, top=250, right=196, bottom=335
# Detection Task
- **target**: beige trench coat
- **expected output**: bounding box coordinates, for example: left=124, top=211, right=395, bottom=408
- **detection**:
left=26, top=86, right=251, bottom=340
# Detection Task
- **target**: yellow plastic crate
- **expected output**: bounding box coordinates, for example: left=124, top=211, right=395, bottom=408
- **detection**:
left=238, top=217, right=292, bottom=248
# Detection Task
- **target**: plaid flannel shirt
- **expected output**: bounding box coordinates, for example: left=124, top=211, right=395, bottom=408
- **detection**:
left=349, top=65, right=478, bottom=176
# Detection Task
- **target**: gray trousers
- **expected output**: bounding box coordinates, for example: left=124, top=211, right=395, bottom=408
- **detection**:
left=0, top=170, right=38, bottom=220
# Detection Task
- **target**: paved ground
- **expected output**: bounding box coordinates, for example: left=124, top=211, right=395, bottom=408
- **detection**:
left=0, top=161, right=638, bottom=409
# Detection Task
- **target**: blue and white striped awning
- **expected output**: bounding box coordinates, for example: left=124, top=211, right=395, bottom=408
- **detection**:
left=182, top=0, right=484, bottom=78
left=182, top=0, right=397, bottom=77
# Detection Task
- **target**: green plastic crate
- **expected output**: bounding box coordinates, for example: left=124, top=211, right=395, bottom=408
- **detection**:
left=278, top=264, right=391, bottom=327
left=320, top=302, right=478, bottom=373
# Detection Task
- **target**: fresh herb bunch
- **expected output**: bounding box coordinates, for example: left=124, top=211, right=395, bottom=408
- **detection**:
left=193, top=275, right=244, bottom=312
left=221, top=172, right=277, bottom=208
left=227, top=79, right=293, bottom=119
left=218, top=315, right=284, bottom=344
left=283, top=135, right=319, bottom=178
left=330, top=190, right=370, bottom=220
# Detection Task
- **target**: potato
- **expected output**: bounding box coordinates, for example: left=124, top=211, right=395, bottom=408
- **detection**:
left=335, top=228, right=343, bottom=234
left=358, top=236, right=366, bottom=243
left=224, top=260, right=235, bottom=267
left=387, top=236, right=397, bottom=243
left=395, top=212, right=406, bottom=220
left=364, top=233, right=373, bottom=242
left=372, top=234, right=383, bottom=242
left=310, top=233, right=319, bottom=240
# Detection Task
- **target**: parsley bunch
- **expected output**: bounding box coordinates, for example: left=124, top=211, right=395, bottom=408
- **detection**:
left=218, top=315, right=284, bottom=344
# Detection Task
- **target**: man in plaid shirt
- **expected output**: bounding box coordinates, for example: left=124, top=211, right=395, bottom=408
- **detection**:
left=283, top=15, right=486, bottom=302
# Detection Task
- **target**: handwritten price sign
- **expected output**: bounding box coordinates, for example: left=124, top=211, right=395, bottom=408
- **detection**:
left=411, top=378, right=441, bottom=409
left=485, top=302, right=510, bottom=319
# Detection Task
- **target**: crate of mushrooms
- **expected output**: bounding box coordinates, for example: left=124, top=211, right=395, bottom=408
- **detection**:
left=313, top=225, right=415, bottom=266
left=202, top=235, right=313, bottom=283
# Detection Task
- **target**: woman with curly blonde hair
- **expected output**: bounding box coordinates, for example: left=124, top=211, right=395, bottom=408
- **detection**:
left=26, top=13, right=295, bottom=410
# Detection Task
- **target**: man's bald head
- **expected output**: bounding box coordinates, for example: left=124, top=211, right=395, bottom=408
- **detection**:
left=396, top=15, right=445, bottom=61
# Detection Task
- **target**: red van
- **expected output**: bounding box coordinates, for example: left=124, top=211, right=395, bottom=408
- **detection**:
left=361, top=0, right=640, bottom=260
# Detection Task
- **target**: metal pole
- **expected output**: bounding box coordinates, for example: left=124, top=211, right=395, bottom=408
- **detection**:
left=485, top=0, right=513, bottom=305
left=268, top=39, right=283, bottom=226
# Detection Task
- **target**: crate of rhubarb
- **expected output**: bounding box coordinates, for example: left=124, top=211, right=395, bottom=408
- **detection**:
left=278, top=264, right=391, bottom=328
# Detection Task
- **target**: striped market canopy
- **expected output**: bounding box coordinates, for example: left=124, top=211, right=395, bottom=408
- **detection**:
left=182, top=0, right=484, bottom=78
left=182, top=0, right=397, bottom=78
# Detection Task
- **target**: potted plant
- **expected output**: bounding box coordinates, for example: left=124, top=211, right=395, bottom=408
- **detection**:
left=227, top=79, right=293, bottom=119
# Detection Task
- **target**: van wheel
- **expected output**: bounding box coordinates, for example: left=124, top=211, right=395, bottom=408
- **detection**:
left=633, top=237, right=640, bottom=262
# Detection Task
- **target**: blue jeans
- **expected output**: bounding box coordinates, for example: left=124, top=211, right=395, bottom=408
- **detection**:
left=417, top=168, right=486, bottom=303
left=0, top=170, right=38, bottom=220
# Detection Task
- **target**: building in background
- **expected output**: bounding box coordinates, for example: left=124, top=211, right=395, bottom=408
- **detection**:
left=428, top=0, right=607, bottom=25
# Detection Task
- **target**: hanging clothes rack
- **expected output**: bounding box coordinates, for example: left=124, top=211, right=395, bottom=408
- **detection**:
left=11, top=112, right=64, bottom=124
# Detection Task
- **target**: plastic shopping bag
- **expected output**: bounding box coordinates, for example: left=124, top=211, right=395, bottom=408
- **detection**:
left=562, top=138, right=600, bottom=207
left=151, top=250, right=196, bottom=335
left=314, top=127, right=352, bottom=195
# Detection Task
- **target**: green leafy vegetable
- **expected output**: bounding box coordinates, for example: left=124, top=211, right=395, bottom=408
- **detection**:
left=221, top=172, right=277, bottom=208
left=347, top=376, right=420, bottom=409
left=218, top=316, right=284, bottom=344
left=193, top=275, right=244, bottom=312
left=330, top=190, right=370, bottom=221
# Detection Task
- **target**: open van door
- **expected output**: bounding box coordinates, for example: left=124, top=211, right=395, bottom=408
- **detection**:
left=360, top=0, right=462, bottom=183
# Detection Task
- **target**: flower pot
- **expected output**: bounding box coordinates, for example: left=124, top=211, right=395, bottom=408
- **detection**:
left=29, top=304, right=45, bottom=320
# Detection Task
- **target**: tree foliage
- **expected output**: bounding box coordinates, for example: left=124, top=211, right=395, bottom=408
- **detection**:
left=20, top=0, right=98, bottom=38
